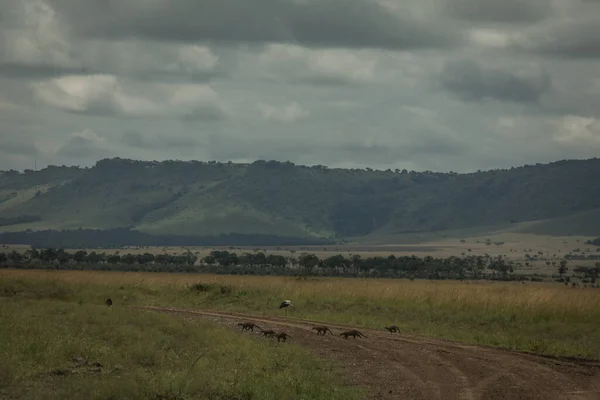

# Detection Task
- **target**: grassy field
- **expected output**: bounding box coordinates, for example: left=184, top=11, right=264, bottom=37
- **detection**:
left=0, top=275, right=363, bottom=400
left=2, top=269, right=600, bottom=362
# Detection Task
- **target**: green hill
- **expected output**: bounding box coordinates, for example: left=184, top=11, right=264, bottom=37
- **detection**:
left=1, top=157, right=600, bottom=245
left=516, top=208, right=600, bottom=237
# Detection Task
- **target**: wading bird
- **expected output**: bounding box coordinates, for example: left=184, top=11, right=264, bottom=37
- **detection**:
left=279, top=299, right=295, bottom=316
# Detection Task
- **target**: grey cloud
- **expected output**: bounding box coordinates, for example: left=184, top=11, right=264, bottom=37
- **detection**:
left=73, top=40, right=228, bottom=83
left=2, top=0, right=600, bottom=175
left=444, top=0, right=552, bottom=23
left=270, top=68, right=371, bottom=87
left=46, top=0, right=465, bottom=50
left=0, top=63, right=90, bottom=79
left=0, top=2, right=229, bottom=80
left=31, top=75, right=228, bottom=121
left=120, top=131, right=146, bottom=148
left=0, top=141, right=40, bottom=156
left=512, top=18, right=600, bottom=59
left=56, top=137, right=110, bottom=159
left=339, top=137, right=468, bottom=164
left=439, top=58, right=552, bottom=103
left=56, top=130, right=114, bottom=161
left=133, top=70, right=220, bottom=84
left=298, top=75, right=353, bottom=86
left=64, top=101, right=122, bottom=118
left=120, top=132, right=200, bottom=150
left=163, top=136, right=201, bottom=148
left=181, top=107, right=228, bottom=122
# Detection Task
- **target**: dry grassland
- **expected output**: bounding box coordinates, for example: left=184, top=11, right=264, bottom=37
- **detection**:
left=0, top=271, right=362, bottom=400
left=3, top=269, right=600, bottom=359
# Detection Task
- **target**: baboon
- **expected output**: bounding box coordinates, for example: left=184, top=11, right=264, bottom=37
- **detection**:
left=276, top=332, right=291, bottom=342
left=312, top=326, right=333, bottom=336
left=105, top=298, right=112, bottom=306
left=260, top=329, right=276, bottom=338
left=238, top=322, right=261, bottom=332
left=384, top=325, right=400, bottom=333
left=340, top=330, right=366, bottom=339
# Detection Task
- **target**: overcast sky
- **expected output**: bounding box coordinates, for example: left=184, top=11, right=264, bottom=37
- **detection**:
left=1, top=0, right=599, bottom=173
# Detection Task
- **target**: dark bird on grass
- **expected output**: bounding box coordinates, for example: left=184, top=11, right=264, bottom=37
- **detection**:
left=105, top=298, right=112, bottom=306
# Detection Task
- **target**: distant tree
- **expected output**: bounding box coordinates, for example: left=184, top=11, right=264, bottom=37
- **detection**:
left=323, top=254, right=349, bottom=270
left=266, top=254, right=287, bottom=268
left=106, top=254, right=121, bottom=264
left=558, top=260, right=568, bottom=276
left=202, top=255, right=216, bottom=265
left=73, top=250, right=88, bottom=263
left=298, top=253, right=319, bottom=270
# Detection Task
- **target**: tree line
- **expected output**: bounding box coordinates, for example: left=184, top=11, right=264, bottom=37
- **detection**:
left=585, top=237, right=600, bottom=247
left=0, top=247, right=541, bottom=281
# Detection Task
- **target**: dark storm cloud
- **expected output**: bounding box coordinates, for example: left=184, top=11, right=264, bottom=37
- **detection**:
left=444, top=0, right=552, bottom=23
left=46, top=0, right=464, bottom=50
left=439, top=58, right=552, bottom=103
left=512, top=18, right=600, bottom=59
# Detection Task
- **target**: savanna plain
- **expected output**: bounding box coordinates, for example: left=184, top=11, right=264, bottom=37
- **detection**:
left=2, top=261, right=600, bottom=399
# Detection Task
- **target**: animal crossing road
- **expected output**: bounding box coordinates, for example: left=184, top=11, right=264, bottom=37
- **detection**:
left=132, top=306, right=600, bottom=400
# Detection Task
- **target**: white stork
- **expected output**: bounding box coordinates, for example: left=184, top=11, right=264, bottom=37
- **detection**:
left=279, top=299, right=295, bottom=316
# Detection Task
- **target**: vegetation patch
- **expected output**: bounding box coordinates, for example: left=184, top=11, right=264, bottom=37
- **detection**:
left=0, top=276, right=361, bottom=400
left=3, top=269, right=600, bottom=361
left=2, top=158, right=600, bottom=240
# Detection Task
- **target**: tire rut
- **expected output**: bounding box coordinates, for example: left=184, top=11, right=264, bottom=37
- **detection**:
left=130, top=306, right=600, bottom=400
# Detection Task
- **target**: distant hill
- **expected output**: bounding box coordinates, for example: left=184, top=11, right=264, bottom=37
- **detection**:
left=1, top=157, right=599, bottom=246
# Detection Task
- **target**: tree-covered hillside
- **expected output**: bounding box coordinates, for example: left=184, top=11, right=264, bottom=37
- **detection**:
left=1, top=157, right=599, bottom=245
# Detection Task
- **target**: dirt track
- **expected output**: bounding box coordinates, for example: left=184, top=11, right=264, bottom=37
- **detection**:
left=131, top=306, right=600, bottom=400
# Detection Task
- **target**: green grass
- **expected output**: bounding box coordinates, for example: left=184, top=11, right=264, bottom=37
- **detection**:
left=3, top=270, right=600, bottom=362
left=0, top=277, right=362, bottom=400
left=166, top=281, right=600, bottom=360
left=518, top=208, right=600, bottom=236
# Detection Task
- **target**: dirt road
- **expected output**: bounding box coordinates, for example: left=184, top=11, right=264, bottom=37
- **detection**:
left=131, top=306, right=600, bottom=400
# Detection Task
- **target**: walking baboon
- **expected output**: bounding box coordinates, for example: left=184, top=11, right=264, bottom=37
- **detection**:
left=238, top=322, right=261, bottom=332
left=260, top=329, right=276, bottom=337
left=312, top=326, right=333, bottom=335
left=340, top=330, right=366, bottom=339
left=276, top=332, right=291, bottom=342
left=384, top=325, right=400, bottom=333
left=105, top=298, right=112, bottom=306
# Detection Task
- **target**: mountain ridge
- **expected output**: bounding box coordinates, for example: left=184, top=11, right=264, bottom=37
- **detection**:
left=1, top=157, right=599, bottom=242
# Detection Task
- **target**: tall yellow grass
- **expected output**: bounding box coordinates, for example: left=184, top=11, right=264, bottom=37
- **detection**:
left=3, top=269, right=600, bottom=358
left=3, top=269, right=598, bottom=317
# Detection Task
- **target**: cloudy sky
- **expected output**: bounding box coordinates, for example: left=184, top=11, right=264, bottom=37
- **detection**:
left=1, top=0, right=599, bottom=173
